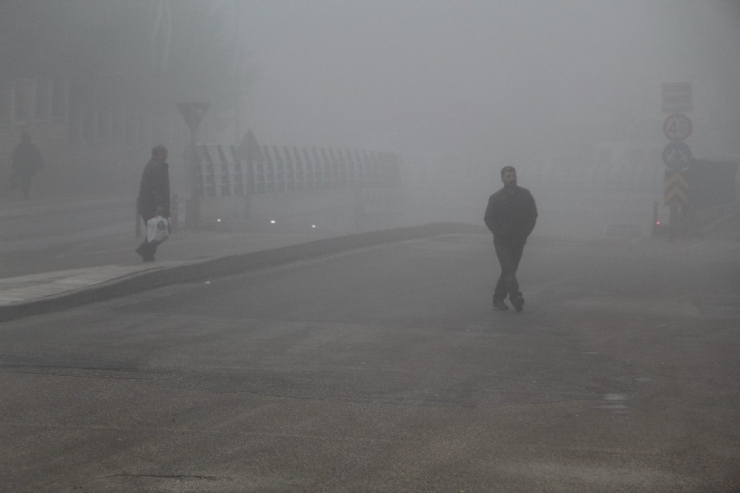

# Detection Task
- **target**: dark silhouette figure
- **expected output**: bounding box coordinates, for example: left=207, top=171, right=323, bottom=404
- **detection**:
left=484, top=166, right=538, bottom=312
left=136, top=145, right=170, bottom=262
left=11, top=133, right=44, bottom=199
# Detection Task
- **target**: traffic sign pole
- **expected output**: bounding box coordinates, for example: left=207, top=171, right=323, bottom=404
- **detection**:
left=176, top=102, right=210, bottom=229
left=660, top=82, right=693, bottom=239
left=189, top=128, right=200, bottom=229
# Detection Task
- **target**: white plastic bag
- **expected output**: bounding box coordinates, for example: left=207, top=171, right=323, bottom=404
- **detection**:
left=146, top=216, right=170, bottom=245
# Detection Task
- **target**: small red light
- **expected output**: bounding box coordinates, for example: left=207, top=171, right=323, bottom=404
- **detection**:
left=655, top=221, right=661, bottom=226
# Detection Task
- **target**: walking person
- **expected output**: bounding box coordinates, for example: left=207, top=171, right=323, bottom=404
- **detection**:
left=484, top=166, right=538, bottom=312
left=136, top=145, right=171, bottom=262
left=11, top=133, right=45, bottom=199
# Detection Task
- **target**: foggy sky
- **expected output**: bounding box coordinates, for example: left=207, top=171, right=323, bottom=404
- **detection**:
left=236, top=0, right=740, bottom=158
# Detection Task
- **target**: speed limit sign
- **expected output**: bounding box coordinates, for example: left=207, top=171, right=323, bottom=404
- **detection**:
left=663, top=113, right=692, bottom=142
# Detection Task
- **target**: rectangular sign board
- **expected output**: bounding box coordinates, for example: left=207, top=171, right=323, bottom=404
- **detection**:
left=662, top=82, right=692, bottom=113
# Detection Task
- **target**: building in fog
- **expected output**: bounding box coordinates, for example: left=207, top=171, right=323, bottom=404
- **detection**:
left=0, top=77, right=158, bottom=199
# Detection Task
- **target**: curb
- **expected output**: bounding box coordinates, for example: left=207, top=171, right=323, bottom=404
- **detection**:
left=696, top=201, right=740, bottom=237
left=0, top=222, right=486, bottom=322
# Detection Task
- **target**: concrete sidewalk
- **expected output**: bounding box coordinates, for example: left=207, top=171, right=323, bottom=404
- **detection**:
left=0, top=222, right=485, bottom=322
left=1, top=190, right=735, bottom=323
left=0, top=194, right=132, bottom=219
left=0, top=233, right=323, bottom=304
left=0, top=194, right=359, bottom=321
left=0, top=228, right=340, bottom=320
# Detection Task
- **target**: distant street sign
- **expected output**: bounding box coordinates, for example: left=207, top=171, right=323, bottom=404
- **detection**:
left=663, top=113, right=692, bottom=142
left=176, top=102, right=210, bottom=132
left=662, top=141, right=693, bottom=170
left=665, top=170, right=689, bottom=207
left=238, top=129, right=264, bottom=162
left=662, top=82, right=692, bottom=113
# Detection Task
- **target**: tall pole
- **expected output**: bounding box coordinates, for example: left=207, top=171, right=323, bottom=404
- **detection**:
left=234, top=0, right=241, bottom=143
left=177, top=101, right=209, bottom=229
left=151, top=0, right=172, bottom=143
left=190, top=127, right=200, bottom=228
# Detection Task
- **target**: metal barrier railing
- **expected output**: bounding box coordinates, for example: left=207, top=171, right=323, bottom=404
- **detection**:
left=193, top=144, right=402, bottom=199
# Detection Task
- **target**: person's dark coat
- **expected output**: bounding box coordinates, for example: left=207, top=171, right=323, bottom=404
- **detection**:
left=484, top=186, right=538, bottom=245
left=137, top=159, right=170, bottom=220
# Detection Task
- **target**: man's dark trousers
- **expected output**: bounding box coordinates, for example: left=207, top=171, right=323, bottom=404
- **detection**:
left=493, top=240, right=525, bottom=303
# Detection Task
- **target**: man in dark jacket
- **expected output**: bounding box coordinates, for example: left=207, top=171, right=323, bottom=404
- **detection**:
left=11, top=133, right=45, bottom=199
left=484, top=166, right=538, bottom=312
left=135, top=145, right=170, bottom=262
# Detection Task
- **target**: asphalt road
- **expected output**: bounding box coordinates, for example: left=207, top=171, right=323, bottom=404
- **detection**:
left=1, top=232, right=739, bottom=492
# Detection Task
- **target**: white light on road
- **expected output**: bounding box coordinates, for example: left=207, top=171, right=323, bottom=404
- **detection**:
left=270, top=220, right=276, bottom=224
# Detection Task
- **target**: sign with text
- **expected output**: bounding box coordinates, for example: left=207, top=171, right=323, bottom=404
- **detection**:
left=663, top=113, right=692, bottom=142
left=662, top=82, right=692, bottom=113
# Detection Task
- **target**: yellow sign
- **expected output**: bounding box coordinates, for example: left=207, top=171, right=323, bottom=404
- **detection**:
left=664, top=170, right=688, bottom=207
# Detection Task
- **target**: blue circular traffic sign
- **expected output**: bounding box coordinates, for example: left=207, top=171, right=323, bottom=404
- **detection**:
left=662, top=141, right=693, bottom=170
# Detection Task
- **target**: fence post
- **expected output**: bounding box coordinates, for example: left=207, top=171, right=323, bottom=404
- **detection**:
left=171, top=193, right=178, bottom=232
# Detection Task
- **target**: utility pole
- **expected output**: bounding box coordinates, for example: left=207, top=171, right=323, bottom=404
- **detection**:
left=234, top=0, right=242, bottom=143
left=151, top=0, right=172, bottom=143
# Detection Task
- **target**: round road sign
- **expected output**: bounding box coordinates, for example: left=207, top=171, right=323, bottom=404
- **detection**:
left=662, top=141, right=693, bottom=170
left=663, top=113, right=692, bottom=142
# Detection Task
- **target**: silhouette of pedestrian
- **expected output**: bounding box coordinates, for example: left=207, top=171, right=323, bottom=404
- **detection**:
left=484, top=166, right=538, bottom=312
left=136, top=145, right=170, bottom=262
left=11, top=133, right=45, bottom=199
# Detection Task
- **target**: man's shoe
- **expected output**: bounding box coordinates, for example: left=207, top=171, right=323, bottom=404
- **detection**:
left=492, top=299, right=509, bottom=311
left=512, top=296, right=524, bottom=312
left=135, top=245, right=145, bottom=259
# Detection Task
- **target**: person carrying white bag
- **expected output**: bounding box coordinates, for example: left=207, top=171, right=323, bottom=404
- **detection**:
left=136, top=206, right=170, bottom=262
left=135, top=145, right=171, bottom=262
left=146, top=208, right=171, bottom=245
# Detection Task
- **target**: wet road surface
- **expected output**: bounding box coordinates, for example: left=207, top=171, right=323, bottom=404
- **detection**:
left=1, top=232, right=739, bottom=492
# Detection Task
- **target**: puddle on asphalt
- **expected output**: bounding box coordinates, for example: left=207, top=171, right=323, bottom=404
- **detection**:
left=595, top=393, right=630, bottom=413
left=603, top=393, right=627, bottom=401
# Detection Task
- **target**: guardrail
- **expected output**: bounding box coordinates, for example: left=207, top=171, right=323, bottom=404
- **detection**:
left=193, top=144, right=402, bottom=198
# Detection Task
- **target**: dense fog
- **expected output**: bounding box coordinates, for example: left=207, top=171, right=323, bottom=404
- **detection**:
left=241, top=1, right=739, bottom=151
left=2, top=0, right=739, bottom=237
left=236, top=0, right=740, bottom=235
